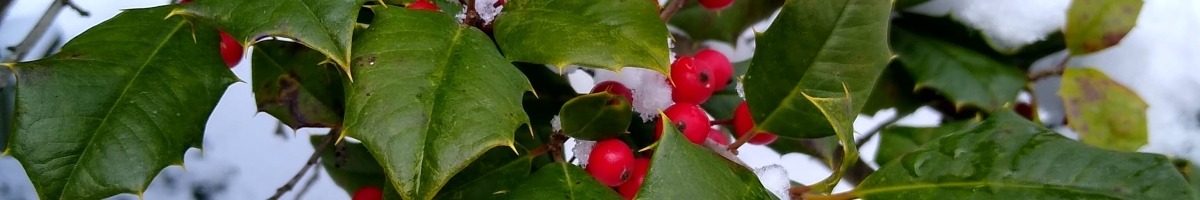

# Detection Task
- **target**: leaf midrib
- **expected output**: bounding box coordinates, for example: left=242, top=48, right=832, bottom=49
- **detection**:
left=58, top=19, right=188, bottom=199
left=411, top=25, right=468, bottom=200
left=854, top=181, right=1129, bottom=199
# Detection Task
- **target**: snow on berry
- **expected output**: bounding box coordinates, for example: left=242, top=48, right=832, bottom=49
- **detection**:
left=753, top=164, right=791, bottom=200
left=593, top=68, right=673, bottom=122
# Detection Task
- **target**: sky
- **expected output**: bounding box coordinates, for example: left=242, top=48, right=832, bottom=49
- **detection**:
left=1, top=0, right=1199, bottom=199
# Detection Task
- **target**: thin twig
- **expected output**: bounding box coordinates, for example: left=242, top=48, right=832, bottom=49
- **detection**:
left=0, top=0, right=15, bottom=27
left=267, top=128, right=340, bottom=200
left=1027, top=57, right=1071, bottom=81
left=547, top=131, right=569, bottom=162
left=726, top=129, right=758, bottom=154
left=292, top=164, right=322, bottom=200
left=854, top=115, right=902, bottom=148
left=460, top=0, right=481, bottom=27
left=4, top=0, right=67, bottom=63
left=659, top=0, right=688, bottom=22
left=62, top=0, right=88, bottom=16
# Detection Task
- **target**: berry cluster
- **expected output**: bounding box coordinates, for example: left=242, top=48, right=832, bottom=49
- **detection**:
left=576, top=49, right=777, bottom=199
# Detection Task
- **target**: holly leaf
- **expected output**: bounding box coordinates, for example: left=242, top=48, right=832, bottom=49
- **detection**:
left=895, top=0, right=931, bottom=9
left=636, top=114, right=775, bottom=199
left=861, top=62, right=923, bottom=117
left=1065, top=0, right=1143, bottom=55
left=856, top=111, right=1193, bottom=199
left=4, top=6, right=237, bottom=200
left=559, top=92, right=633, bottom=140
left=310, top=135, right=388, bottom=196
left=435, top=148, right=530, bottom=200
left=342, top=7, right=532, bottom=200
left=668, top=0, right=785, bottom=45
left=742, top=0, right=891, bottom=138
left=507, top=162, right=623, bottom=200
left=171, top=0, right=368, bottom=76
left=494, top=0, right=671, bottom=74
left=1059, top=68, right=1148, bottom=151
left=873, top=121, right=977, bottom=166
left=891, top=27, right=1025, bottom=110
left=252, top=41, right=344, bottom=128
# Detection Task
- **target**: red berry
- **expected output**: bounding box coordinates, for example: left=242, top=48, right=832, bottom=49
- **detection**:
left=586, top=139, right=635, bottom=186
left=655, top=103, right=710, bottom=145
left=178, top=0, right=192, bottom=4
left=218, top=31, right=242, bottom=68
left=708, top=129, right=730, bottom=145
left=616, top=158, right=650, bottom=200
left=408, top=0, right=441, bottom=11
left=695, top=49, right=733, bottom=90
left=352, top=186, right=383, bottom=200
left=670, top=56, right=715, bottom=104
left=592, top=81, right=634, bottom=104
left=1015, top=102, right=1034, bottom=120
left=698, top=0, right=734, bottom=11
left=494, top=0, right=506, bottom=7
left=733, top=101, right=777, bottom=145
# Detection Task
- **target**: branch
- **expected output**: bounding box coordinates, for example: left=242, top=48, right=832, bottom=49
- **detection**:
left=726, top=129, right=759, bottom=154
left=547, top=131, right=569, bottom=162
left=291, top=164, right=322, bottom=200
left=659, top=0, right=688, bottom=22
left=459, top=0, right=482, bottom=27
left=0, top=0, right=14, bottom=27
left=4, top=0, right=68, bottom=63
left=854, top=115, right=901, bottom=148
left=267, top=128, right=340, bottom=200
left=62, top=0, right=89, bottom=16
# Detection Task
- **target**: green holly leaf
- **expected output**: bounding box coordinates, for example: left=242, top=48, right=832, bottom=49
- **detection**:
left=742, top=0, right=891, bottom=138
left=891, top=27, right=1025, bottom=110
left=559, top=92, right=633, bottom=140
left=507, top=162, right=623, bottom=200
left=494, top=0, right=671, bottom=74
left=873, top=121, right=977, bottom=166
left=310, top=135, right=387, bottom=196
left=895, top=0, right=931, bottom=9
left=669, top=0, right=785, bottom=45
left=861, top=62, right=924, bottom=117
left=4, top=6, right=237, bottom=200
left=1059, top=68, right=1148, bottom=151
left=251, top=41, right=345, bottom=128
left=342, top=7, right=532, bottom=200
left=435, top=148, right=531, bottom=200
left=637, top=114, right=775, bottom=199
left=171, top=0, right=368, bottom=76
left=1065, top=0, right=1143, bottom=55
left=856, top=111, right=1193, bottom=199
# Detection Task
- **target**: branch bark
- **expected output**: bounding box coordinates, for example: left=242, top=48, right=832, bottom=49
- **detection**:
left=267, top=128, right=340, bottom=200
left=4, top=0, right=67, bottom=63
left=659, top=0, right=688, bottom=22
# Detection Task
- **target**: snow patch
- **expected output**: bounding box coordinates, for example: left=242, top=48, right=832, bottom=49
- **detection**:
left=572, top=139, right=597, bottom=167
left=753, top=165, right=791, bottom=200
left=593, top=68, right=673, bottom=121
left=906, top=0, right=1070, bottom=52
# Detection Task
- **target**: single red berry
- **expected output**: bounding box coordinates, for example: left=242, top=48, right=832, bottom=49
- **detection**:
left=655, top=103, right=710, bottom=145
left=695, top=49, right=733, bottom=90
left=670, top=56, right=715, bottom=104
left=218, top=31, right=242, bottom=68
left=1015, top=102, right=1034, bottom=120
left=733, top=101, right=777, bottom=145
left=592, top=81, right=634, bottom=105
left=494, top=0, right=506, bottom=7
left=178, top=0, right=192, bottom=4
left=408, top=0, right=441, bottom=11
left=586, top=139, right=635, bottom=186
left=698, top=0, right=734, bottom=11
left=708, top=129, right=730, bottom=145
left=616, top=158, right=650, bottom=200
left=352, top=186, right=383, bottom=200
